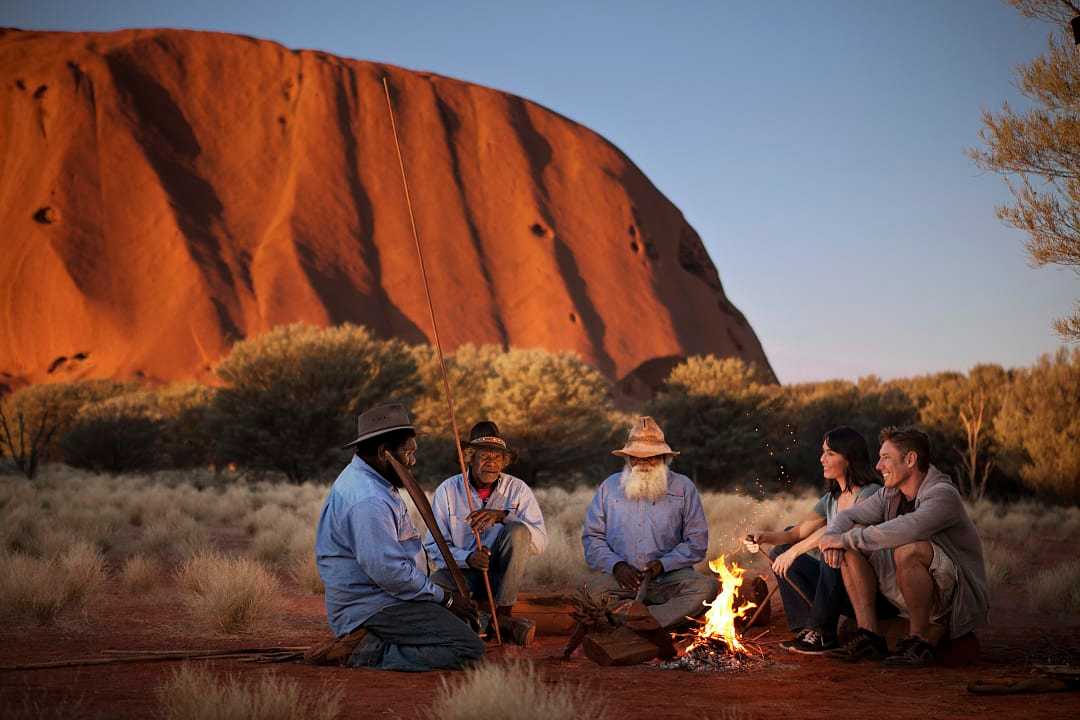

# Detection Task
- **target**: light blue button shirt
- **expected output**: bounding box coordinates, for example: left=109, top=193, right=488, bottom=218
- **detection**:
left=582, top=471, right=709, bottom=574
left=315, top=456, right=444, bottom=636
left=423, top=472, right=548, bottom=569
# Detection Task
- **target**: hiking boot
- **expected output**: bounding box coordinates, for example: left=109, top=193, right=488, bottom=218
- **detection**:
left=498, top=615, right=537, bottom=647
left=825, top=628, right=888, bottom=662
left=883, top=635, right=936, bottom=668
left=782, top=628, right=838, bottom=655
left=303, top=627, right=368, bottom=666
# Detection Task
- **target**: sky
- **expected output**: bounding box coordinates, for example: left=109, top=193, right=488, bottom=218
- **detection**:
left=3, top=0, right=1077, bottom=383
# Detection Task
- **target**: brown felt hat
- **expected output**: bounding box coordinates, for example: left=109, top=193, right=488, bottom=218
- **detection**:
left=342, top=404, right=414, bottom=449
left=466, top=420, right=513, bottom=454
left=612, top=416, right=679, bottom=459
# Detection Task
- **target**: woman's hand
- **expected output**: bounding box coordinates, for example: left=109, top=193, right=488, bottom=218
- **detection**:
left=771, top=547, right=799, bottom=579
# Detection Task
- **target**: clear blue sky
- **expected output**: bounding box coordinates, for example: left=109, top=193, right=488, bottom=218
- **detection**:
left=4, top=0, right=1076, bottom=383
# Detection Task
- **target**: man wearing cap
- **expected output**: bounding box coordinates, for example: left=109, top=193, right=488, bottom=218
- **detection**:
left=424, top=421, right=547, bottom=646
left=314, top=404, right=484, bottom=671
left=582, top=416, right=715, bottom=632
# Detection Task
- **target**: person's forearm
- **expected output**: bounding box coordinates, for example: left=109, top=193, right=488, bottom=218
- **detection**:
left=789, top=525, right=827, bottom=557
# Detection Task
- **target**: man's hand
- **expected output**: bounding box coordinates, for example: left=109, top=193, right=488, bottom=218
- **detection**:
left=643, top=560, right=664, bottom=581
left=823, top=548, right=844, bottom=569
left=466, top=546, right=491, bottom=571
left=467, top=509, right=508, bottom=534
left=771, top=547, right=798, bottom=579
left=441, top=590, right=478, bottom=623
left=818, top=533, right=844, bottom=551
left=613, top=561, right=643, bottom=591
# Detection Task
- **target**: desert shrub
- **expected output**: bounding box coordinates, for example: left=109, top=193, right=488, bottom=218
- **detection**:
left=1027, top=559, right=1080, bottom=615
left=649, top=356, right=785, bottom=490
left=413, top=345, right=620, bottom=484
left=177, top=552, right=283, bottom=633
left=982, top=540, right=1024, bottom=591
left=0, top=380, right=134, bottom=478
left=289, top=552, right=323, bottom=595
left=424, top=661, right=605, bottom=720
left=157, top=664, right=341, bottom=720
left=995, top=348, right=1080, bottom=501
left=120, top=554, right=164, bottom=592
left=0, top=541, right=106, bottom=624
left=61, top=412, right=163, bottom=473
left=210, top=323, right=421, bottom=482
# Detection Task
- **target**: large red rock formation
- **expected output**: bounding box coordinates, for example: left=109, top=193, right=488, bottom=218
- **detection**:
left=0, top=28, right=773, bottom=393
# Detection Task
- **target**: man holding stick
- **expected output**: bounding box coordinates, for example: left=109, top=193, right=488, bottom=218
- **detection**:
left=820, top=426, right=988, bottom=667
left=426, top=421, right=547, bottom=646
left=582, top=417, right=715, bottom=635
left=314, top=404, right=484, bottom=671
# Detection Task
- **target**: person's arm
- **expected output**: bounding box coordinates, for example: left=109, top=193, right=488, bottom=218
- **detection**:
left=824, top=488, right=887, bottom=537
left=582, top=483, right=623, bottom=573
left=841, top=487, right=962, bottom=553
left=754, top=513, right=822, bottom=546
left=658, top=483, right=709, bottom=571
left=349, top=502, right=444, bottom=603
left=422, top=484, right=472, bottom=568
left=505, top=483, right=547, bottom=555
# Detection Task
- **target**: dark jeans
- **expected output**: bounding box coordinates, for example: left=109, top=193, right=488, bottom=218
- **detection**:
left=433, top=521, right=531, bottom=607
left=769, top=542, right=898, bottom=639
left=349, top=601, right=485, bottom=672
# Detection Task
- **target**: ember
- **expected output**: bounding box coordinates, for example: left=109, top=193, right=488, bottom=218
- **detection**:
left=662, top=556, right=768, bottom=673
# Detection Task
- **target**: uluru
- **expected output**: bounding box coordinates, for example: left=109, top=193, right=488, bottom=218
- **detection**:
left=0, top=27, right=772, bottom=393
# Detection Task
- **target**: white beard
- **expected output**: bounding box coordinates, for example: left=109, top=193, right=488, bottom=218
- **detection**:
left=620, top=461, right=670, bottom=502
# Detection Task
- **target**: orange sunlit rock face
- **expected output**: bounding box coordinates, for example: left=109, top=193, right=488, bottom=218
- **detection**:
left=0, top=28, right=772, bottom=392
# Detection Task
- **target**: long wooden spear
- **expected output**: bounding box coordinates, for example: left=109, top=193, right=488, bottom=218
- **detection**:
left=381, top=76, right=502, bottom=644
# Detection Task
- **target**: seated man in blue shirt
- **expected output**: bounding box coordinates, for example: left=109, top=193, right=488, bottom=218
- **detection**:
left=314, top=404, right=484, bottom=671
left=425, top=421, right=547, bottom=646
left=582, top=417, right=715, bottom=642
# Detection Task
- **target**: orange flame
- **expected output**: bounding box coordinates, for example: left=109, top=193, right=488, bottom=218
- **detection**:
left=691, top=555, right=757, bottom=654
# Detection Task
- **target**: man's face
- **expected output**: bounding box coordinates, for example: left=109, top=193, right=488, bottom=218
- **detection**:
left=628, top=456, right=664, bottom=472
left=469, top=447, right=509, bottom=485
left=393, top=436, right=418, bottom=469
left=876, top=440, right=913, bottom=488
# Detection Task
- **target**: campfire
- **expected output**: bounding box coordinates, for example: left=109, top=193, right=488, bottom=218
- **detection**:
left=662, top=556, right=769, bottom=673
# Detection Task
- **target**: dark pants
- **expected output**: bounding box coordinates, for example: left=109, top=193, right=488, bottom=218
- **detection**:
left=770, top=542, right=898, bottom=640
left=433, top=521, right=531, bottom=607
left=349, top=601, right=485, bottom=672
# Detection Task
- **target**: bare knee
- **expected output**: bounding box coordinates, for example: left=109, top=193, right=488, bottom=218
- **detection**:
left=893, top=542, right=932, bottom=571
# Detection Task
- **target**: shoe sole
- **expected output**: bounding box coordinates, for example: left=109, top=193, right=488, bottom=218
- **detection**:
left=787, top=645, right=837, bottom=656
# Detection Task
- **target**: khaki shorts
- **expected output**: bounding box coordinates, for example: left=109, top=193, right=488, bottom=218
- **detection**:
left=870, top=543, right=958, bottom=622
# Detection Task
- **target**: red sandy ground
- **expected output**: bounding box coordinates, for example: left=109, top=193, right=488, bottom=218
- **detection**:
left=2, top=581, right=1078, bottom=719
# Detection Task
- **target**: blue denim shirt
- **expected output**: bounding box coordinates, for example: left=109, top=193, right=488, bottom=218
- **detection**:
left=582, top=471, right=709, bottom=574
left=315, top=456, right=444, bottom=636
left=423, top=472, right=547, bottom=569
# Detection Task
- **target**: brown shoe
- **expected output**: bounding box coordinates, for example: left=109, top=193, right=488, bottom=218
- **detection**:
left=498, top=615, right=537, bottom=647
left=303, top=627, right=368, bottom=666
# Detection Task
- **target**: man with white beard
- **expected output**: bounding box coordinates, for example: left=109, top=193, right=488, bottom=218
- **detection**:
left=582, top=417, right=715, bottom=634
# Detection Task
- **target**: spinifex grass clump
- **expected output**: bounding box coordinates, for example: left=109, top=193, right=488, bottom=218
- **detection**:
left=0, top=541, right=106, bottom=624
left=177, top=552, right=283, bottom=633
left=158, top=664, right=341, bottom=720
left=424, top=661, right=606, bottom=720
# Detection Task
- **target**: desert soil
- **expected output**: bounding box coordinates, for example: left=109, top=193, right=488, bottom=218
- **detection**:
left=2, top=584, right=1078, bottom=719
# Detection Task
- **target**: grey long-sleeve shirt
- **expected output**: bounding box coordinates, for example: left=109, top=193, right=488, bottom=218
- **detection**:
left=823, top=465, right=988, bottom=638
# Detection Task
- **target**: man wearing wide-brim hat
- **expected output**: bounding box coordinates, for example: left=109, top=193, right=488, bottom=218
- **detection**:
left=424, top=420, right=547, bottom=646
left=314, top=404, right=484, bottom=671
left=582, top=416, right=714, bottom=635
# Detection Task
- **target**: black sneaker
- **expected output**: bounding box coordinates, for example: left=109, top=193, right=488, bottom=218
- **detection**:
left=825, top=628, right=889, bottom=662
left=784, top=628, right=838, bottom=655
left=882, top=635, right=935, bottom=667
left=778, top=628, right=813, bottom=652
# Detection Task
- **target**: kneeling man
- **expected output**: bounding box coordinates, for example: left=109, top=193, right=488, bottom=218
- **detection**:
left=425, top=421, right=547, bottom=646
left=820, top=426, right=988, bottom=667
left=315, top=404, right=484, bottom=671
left=582, top=417, right=715, bottom=633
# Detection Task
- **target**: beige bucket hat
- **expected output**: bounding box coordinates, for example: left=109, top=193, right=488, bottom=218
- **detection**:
left=612, top=416, right=680, bottom=458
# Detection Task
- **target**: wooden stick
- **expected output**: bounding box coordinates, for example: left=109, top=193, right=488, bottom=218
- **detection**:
left=756, top=548, right=813, bottom=607
left=382, top=75, right=501, bottom=645
left=1, top=648, right=302, bottom=672
left=744, top=583, right=778, bottom=629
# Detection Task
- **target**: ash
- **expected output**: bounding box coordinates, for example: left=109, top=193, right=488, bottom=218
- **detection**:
left=660, top=640, right=768, bottom=673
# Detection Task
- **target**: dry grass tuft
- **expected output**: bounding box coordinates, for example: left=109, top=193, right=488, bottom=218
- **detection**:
left=289, top=552, right=323, bottom=595
left=120, top=554, right=164, bottom=592
left=1027, top=559, right=1080, bottom=615
left=157, top=664, right=341, bottom=720
left=177, top=552, right=283, bottom=633
left=424, top=661, right=605, bottom=720
left=0, top=541, right=106, bottom=624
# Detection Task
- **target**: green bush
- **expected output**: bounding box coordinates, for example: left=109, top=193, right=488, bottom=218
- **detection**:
left=995, top=348, right=1080, bottom=501
left=210, top=324, right=421, bottom=482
